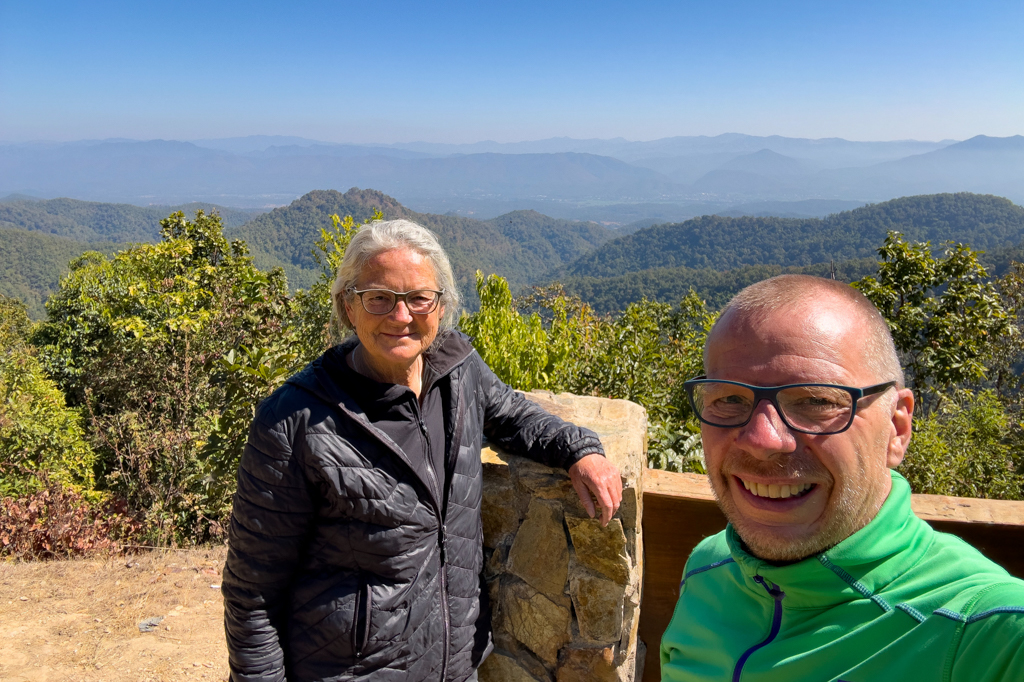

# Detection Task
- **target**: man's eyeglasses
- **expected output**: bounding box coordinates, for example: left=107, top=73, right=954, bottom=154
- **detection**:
left=683, top=377, right=897, bottom=435
left=348, top=288, right=444, bottom=315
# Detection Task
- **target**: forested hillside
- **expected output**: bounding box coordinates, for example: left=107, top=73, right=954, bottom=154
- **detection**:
left=230, top=188, right=614, bottom=293
left=0, top=227, right=118, bottom=317
left=0, top=190, right=614, bottom=317
left=559, top=193, right=1024, bottom=279
left=551, top=193, right=1024, bottom=311
left=0, top=196, right=262, bottom=243
left=559, top=258, right=880, bottom=314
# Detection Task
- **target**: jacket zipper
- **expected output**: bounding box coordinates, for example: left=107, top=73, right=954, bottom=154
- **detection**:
left=436, top=367, right=469, bottom=681
left=415, top=391, right=454, bottom=682
left=732, top=575, right=786, bottom=682
left=353, top=577, right=372, bottom=659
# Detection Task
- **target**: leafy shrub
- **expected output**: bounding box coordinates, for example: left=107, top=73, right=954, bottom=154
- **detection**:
left=854, top=232, right=1011, bottom=413
left=460, top=273, right=562, bottom=391
left=30, top=211, right=295, bottom=543
left=1, top=295, right=97, bottom=498
left=900, top=390, right=1023, bottom=499
left=461, top=275, right=714, bottom=472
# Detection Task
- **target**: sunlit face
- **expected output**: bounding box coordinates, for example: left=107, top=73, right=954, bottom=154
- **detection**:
left=701, top=299, right=912, bottom=562
left=343, top=248, right=444, bottom=373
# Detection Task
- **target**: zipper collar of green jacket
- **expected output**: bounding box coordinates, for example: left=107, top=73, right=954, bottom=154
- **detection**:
left=725, top=471, right=934, bottom=610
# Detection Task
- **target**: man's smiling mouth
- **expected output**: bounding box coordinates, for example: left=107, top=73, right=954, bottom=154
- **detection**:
left=739, top=478, right=814, bottom=499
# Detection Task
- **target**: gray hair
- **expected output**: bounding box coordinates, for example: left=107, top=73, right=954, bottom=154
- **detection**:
left=707, top=274, right=904, bottom=387
left=330, top=219, right=461, bottom=336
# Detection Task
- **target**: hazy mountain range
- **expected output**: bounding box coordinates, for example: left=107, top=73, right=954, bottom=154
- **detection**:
left=3, top=133, right=1021, bottom=224
left=5, top=188, right=1023, bottom=321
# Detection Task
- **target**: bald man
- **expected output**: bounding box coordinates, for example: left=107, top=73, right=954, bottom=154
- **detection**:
left=660, top=275, right=1024, bottom=682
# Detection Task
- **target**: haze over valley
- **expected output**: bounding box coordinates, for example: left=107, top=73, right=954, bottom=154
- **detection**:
left=4, top=133, right=1022, bottom=227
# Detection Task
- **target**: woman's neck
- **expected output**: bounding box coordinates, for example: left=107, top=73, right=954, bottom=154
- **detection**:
left=349, top=344, right=424, bottom=398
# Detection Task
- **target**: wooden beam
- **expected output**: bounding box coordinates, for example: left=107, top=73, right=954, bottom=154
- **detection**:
left=642, top=468, right=1024, bottom=526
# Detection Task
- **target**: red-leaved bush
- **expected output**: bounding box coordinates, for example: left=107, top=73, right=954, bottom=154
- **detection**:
left=0, top=479, right=141, bottom=560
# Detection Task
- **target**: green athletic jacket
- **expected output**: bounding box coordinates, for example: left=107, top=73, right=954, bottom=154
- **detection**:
left=661, top=472, right=1024, bottom=681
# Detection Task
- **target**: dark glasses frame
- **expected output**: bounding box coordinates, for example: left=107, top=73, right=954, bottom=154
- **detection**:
left=683, top=376, right=898, bottom=435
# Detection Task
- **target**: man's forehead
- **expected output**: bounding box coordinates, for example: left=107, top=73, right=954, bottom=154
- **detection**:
left=707, top=299, right=868, bottom=383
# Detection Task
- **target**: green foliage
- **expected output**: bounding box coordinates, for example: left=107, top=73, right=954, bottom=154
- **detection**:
left=203, top=210, right=379, bottom=511
left=461, top=274, right=715, bottom=471
left=31, top=210, right=293, bottom=543
left=901, top=391, right=1023, bottom=500
left=460, top=273, right=555, bottom=391
left=854, top=232, right=1013, bottom=411
left=646, top=421, right=706, bottom=474
left=0, top=295, right=97, bottom=499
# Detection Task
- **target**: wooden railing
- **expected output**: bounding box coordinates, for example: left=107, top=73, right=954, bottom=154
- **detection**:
left=637, top=468, right=1024, bottom=682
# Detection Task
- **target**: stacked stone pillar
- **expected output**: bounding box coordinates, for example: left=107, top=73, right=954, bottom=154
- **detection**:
left=479, top=391, right=646, bottom=682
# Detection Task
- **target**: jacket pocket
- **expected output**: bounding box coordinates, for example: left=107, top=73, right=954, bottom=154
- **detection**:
left=352, top=577, right=372, bottom=658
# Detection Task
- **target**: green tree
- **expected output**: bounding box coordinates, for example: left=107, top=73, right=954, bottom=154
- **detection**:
left=461, top=274, right=715, bottom=472
left=901, top=390, right=1022, bottom=500
left=853, top=232, right=1013, bottom=413
left=31, top=211, right=293, bottom=542
left=0, top=294, right=97, bottom=498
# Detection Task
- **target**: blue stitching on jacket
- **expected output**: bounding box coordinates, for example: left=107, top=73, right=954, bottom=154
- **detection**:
left=934, top=608, right=968, bottom=623
left=966, top=606, right=1024, bottom=623
left=680, top=558, right=735, bottom=588
left=895, top=602, right=927, bottom=623
left=819, top=554, right=893, bottom=613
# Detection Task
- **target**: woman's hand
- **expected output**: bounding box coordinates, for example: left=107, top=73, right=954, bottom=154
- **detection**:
left=568, top=454, right=623, bottom=526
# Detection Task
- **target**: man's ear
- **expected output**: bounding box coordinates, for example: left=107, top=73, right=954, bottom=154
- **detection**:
left=886, top=388, right=915, bottom=468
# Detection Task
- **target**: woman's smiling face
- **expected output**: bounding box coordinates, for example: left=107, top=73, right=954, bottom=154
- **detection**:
left=344, top=248, right=444, bottom=375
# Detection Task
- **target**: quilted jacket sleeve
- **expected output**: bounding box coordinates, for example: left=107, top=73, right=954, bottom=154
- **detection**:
left=221, top=398, right=315, bottom=682
left=475, top=352, right=605, bottom=470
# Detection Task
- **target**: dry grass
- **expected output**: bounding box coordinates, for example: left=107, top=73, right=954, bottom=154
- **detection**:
left=0, top=546, right=229, bottom=682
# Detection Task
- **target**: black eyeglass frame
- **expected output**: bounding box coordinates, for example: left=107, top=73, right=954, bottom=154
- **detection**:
left=683, top=376, right=898, bottom=435
left=347, top=287, right=446, bottom=315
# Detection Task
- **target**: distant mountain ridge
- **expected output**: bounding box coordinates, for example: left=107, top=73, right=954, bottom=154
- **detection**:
left=0, top=196, right=263, bottom=243
left=0, top=226, right=119, bottom=318
left=6, top=133, right=1023, bottom=224
left=4, top=189, right=1024, bottom=321
left=559, top=193, right=1024, bottom=279
left=230, top=188, right=615, bottom=293
left=551, top=193, right=1024, bottom=312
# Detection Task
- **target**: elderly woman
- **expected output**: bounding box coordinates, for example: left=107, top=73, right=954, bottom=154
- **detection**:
left=222, top=219, right=621, bottom=682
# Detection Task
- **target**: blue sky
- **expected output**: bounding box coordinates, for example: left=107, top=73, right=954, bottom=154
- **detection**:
left=1, top=0, right=1021, bottom=143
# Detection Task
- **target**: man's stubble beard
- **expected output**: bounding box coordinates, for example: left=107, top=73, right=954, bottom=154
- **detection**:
left=710, top=442, right=881, bottom=563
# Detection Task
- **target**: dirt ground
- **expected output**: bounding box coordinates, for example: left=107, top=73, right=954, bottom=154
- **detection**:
left=0, top=547, right=230, bottom=682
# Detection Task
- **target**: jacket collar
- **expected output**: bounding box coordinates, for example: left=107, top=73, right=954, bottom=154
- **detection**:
left=286, top=330, right=475, bottom=406
left=726, top=472, right=933, bottom=609
left=283, top=331, right=477, bottom=514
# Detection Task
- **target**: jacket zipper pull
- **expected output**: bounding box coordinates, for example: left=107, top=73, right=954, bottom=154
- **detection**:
left=732, top=575, right=787, bottom=681
left=753, top=574, right=786, bottom=600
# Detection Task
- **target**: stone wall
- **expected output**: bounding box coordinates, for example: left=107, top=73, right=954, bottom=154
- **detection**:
left=478, top=391, right=647, bottom=682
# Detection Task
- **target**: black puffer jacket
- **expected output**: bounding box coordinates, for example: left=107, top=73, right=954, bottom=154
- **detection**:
left=222, top=332, right=604, bottom=681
